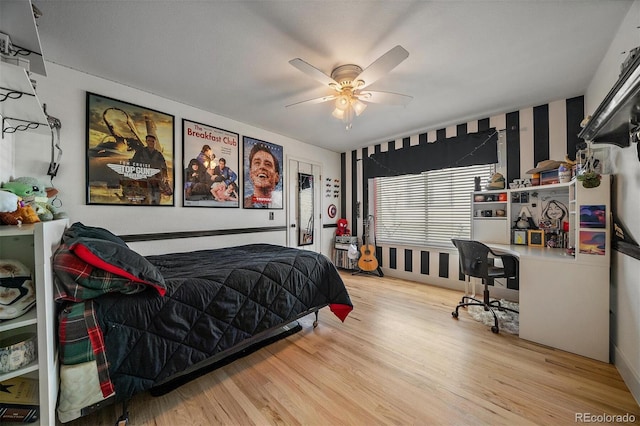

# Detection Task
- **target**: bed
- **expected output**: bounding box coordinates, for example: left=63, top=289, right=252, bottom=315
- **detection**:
left=52, top=222, right=353, bottom=423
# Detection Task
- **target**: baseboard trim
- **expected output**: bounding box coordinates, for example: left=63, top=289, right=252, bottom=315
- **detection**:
left=380, top=269, right=519, bottom=302
left=613, top=344, right=640, bottom=406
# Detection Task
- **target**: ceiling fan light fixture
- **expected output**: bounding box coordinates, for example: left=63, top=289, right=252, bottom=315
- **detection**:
left=352, top=98, right=367, bottom=116
left=335, top=94, right=350, bottom=110
left=288, top=45, right=411, bottom=131
left=342, top=105, right=354, bottom=128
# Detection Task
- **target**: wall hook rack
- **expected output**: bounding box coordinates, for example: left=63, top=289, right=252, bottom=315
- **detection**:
left=2, top=115, right=49, bottom=138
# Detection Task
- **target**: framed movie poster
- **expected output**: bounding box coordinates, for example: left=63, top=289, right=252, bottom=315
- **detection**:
left=242, top=136, right=283, bottom=209
left=182, top=119, right=239, bottom=208
left=86, top=92, right=175, bottom=206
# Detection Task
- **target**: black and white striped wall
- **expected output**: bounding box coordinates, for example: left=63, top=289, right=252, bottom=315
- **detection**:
left=340, top=96, right=584, bottom=293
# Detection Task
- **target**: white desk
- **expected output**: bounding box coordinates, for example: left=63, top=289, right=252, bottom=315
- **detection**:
left=486, top=244, right=609, bottom=363
left=488, top=243, right=576, bottom=261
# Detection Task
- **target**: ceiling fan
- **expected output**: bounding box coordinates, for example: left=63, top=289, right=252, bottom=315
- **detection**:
left=286, top=45, right=412, bottom=130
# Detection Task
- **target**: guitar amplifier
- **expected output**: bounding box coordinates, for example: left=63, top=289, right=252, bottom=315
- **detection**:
left=335, top=236, right=358, bottom=244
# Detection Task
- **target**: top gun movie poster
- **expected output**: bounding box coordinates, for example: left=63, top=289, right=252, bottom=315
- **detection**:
left=86, top=92, right=175, bottom=206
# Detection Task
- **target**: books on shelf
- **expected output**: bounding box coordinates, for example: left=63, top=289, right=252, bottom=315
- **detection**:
left=0, top=377, right=39, bottom=423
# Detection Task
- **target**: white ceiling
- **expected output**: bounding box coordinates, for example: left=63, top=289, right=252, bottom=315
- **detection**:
left=34, top=0, right=632, bottom=153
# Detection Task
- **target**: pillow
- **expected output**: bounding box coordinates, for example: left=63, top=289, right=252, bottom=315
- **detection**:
left=63, top=222, right=128, bottom=247
left=68, top=238, right=166, bottom=296
left=53, top=245, right=149, bottom=301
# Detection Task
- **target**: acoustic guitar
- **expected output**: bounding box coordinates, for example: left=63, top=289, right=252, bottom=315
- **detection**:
left=358, top=215, right=379, bottom=271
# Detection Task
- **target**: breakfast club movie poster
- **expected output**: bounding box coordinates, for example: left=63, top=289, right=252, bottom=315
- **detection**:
left=182, top=119, right=239, bottom=208
left=86, top=92, right=175, bottom=206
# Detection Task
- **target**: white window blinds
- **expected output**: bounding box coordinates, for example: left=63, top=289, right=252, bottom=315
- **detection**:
left=374, top=165, right=493, bottom=247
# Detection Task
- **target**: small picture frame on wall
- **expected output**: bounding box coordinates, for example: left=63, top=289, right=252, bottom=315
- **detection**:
left=579, top=231, right=606, bottom=256
left=527, top=229, right=545, bottom=247
left=512, top=229, right=527, bottom=245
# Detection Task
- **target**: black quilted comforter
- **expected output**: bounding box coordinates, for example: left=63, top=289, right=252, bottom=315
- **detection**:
left=91, top=243, right=352, bottom=400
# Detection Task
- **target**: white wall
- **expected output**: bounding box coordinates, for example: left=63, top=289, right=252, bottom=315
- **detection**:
left=9, top=62, right=342, bottom=256
left=0, top=133, right=14, bottom=184
left=584, top=0, right=640, bottom=404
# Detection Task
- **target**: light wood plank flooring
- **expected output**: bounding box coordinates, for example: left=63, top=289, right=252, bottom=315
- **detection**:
left=66, top=272, right=639, bottom=425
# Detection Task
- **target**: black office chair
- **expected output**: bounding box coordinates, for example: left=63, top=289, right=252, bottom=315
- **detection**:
left=451, top=238, right=519, bottom=333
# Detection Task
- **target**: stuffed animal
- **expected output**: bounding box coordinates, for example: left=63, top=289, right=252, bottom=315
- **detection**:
left=1, top=181, right=38, bottom=203
left=33, top=202, right=53, bottom=221
left=486, top=172, right=506, bottom=190
left=0, top=186, right=40, bottom=225
left=0, top=191, right=19, bottom=213
left=1, top=177, right=66, bottom=221
left=7, top=177, right=48, bottom=201
left=336, top=218, right=350, bottom=236
left=0, top=204, right=40, bottom=225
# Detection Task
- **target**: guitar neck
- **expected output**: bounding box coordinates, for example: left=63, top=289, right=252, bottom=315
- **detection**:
left=363, top=215, right=372, bottom=246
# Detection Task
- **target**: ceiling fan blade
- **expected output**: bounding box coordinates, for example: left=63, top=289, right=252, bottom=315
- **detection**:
left=285, top=94, right=337, bottom=108
left=358, top=91, right=413, bottom=106
left=289, top=58, right=340, bottom=88
left=354, top=45, right=409, bottom=90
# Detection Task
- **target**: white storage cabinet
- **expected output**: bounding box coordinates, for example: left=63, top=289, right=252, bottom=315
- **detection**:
left=0, top=220, right=68, bottom=425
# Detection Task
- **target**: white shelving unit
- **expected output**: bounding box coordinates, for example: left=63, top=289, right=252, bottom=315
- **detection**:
left=0, top=0, right=50, bottom=139
left=471, top=177, right=611, bottom=263
left=471, top=190, right=510, bottom=244
left=470, top=177, right=611, bottom=362
left=0, top=62, right=50, bottom=138
left=0, top=219, right=68, bottom=425
left=0, top=0, right=46, bottom=77
left=333, top=237, right=358, bottom=270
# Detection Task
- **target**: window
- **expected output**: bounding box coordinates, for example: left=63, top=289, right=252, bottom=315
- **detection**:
left=374, top=164, right=493, bottom=247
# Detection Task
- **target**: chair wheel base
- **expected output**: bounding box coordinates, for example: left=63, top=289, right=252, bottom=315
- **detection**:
left=452, top=311, right=458, bottom=319
left=491, top=326, right=499, bottom=333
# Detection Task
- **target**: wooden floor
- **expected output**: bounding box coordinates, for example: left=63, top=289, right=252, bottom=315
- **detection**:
left=66, top=272, right=639, bottom=425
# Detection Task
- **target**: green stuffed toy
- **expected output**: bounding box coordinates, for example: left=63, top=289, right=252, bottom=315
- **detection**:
left=1, top=181, right=38, bottom=202
left=38, top=187, right=68, bottom=221
left=1, top=177, right=67, bottom=221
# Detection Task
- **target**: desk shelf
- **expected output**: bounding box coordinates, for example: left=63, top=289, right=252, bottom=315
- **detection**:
left=471, top=176, right=610, bottom=264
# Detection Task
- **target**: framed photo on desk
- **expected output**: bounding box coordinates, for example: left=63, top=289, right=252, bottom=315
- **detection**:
left=528, top=229, right=545, bottom=247
left=512, top=229, right=527, bottom=245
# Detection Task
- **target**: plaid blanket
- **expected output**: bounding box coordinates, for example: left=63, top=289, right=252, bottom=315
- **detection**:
left=57, top=300, right=114, bottom=397
left=53, top=243, right=158, bottom=398
left=53, top=243, right=148, bottom=303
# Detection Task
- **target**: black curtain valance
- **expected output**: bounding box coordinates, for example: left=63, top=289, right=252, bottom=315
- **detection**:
left=363, top=128, right=498, bottom=179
